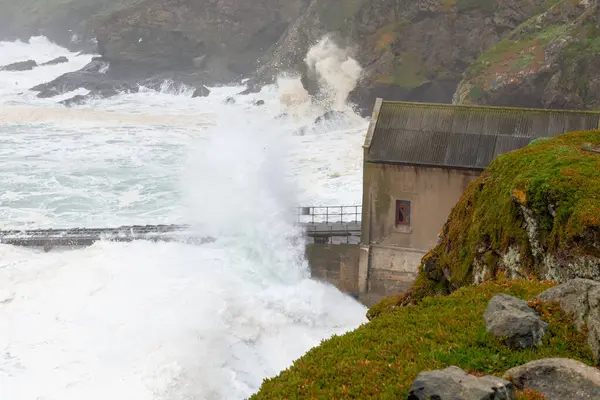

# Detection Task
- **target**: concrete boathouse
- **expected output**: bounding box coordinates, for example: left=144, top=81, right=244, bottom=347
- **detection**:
left=308, top=99, right=600, bottom=305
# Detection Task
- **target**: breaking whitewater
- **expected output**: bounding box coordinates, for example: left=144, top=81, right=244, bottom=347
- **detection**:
left=0, top=36, right=369, bottom=399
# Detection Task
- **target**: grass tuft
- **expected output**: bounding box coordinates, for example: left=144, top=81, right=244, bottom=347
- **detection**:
left=251, top=280, right=595, bottom=399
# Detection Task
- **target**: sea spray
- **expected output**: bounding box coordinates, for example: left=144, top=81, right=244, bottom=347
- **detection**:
left=0, top=36, right=369, bottom=400
left=276, top=35, right=363, bottom=117
left=305, top=35, right=362, bottom=111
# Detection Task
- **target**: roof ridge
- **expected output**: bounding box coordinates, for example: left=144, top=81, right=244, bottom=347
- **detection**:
left=380, top=100, right=600, bottom=115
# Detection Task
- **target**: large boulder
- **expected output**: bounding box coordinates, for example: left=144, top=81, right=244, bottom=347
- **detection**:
left=538, top=279, right=600, bottom=361
left=454, top=0, right=600, bottom=109
left=484, top=294, right=548, bottom=349
left=0, top=60, right=37, bottom=71
left=408, top=366, right=515, bottom=400
left=504, top=358, right=600, bottom=400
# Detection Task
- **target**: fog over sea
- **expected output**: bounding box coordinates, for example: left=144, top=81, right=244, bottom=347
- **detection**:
left=0, top=36, right=370, bottom=399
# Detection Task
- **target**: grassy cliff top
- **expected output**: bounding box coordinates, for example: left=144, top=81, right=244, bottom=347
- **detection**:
left=251, top=280, right=594, bottom=399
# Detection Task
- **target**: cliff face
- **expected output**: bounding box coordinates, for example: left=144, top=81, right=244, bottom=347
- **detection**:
left=95, top=0, right=310, bottom=83
left=254, top=0, right=558, bottom=112
left=370, top=130, right=600, bottom=317
left=0, top=0, right=133, bottom=50
left=454, top=0, right=600, bottom=109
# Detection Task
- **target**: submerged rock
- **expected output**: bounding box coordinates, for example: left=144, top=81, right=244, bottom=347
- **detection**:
left=253, top=100, right=265, bottom=106
left=40, top=56, right=68, bottom=66
left=408, top=366, right=515, bottom=400
left=504, top=358, right=600, bottom=400
left=484, top=294, right=548, bottom=349
left=223, top=96, right=236, bottom=104
left=538, top=279, right=600, bottom=361
left=1, top=60, right=37, bottom=71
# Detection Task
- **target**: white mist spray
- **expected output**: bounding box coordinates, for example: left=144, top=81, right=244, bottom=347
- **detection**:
left=276, top=35, right=363, bottom=116
left=305, top=35, right=362, bottom=110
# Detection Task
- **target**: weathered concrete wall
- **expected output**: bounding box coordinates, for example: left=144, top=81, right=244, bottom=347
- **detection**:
left=362, top=245, right=427, bottom=305
left=306, top=244, right=360, bottom=297
left=362, top=163, right=480, bottom=250
left=305, top=243, right=427, bottom=306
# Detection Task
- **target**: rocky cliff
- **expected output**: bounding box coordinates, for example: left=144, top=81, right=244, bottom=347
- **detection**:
left=95, top=0, right=310, bottom=83
left=252, top=0, right=562, bottom=112
left=454, top=0, right=600, bottom=109
left=370, top=129, right=600, bottom=316
left=0, top=0, right=132, bottom=50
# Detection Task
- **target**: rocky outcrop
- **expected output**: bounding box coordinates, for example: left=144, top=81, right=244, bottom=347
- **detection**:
left=504, top=358, right=600, bottom=400
left=94, top=0, right=310, bottom=84
left=385, top=129, right=600, bottom=306
left=40, top=56, right=69, bottom=66
left=250, top=0, right=558, bottom=114
left=454, top=0, right=600, bottom=109
left=29, top=57, right=210, bottom=100
left=538, top=279, right=600, bottom=361
left=484, top=294, right=548, bottom=349
left=1, top=60, right=37, bottom=71
left=408, top=366, right=515, bottom=400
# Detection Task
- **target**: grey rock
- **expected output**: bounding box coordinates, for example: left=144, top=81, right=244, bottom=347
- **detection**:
left=1, top=60, right=37, bottom=71
left=59, top=95, right=88, bottom=107
left=314, top=110, right=350, bottom=125
left=40, top=56, right=69, bottom=66
left=504, top=358, right=600, bottom=400
left=538, top=279, right=600, bottom=361
left=223, top=96, right=236, bottom=104
left=253, top=99, right=265, bottom=106
left=484, top=294, right=548, bottom=349
left=191, top=85, right=210, bottom=98
left=408, top=366, right=516, bottom=400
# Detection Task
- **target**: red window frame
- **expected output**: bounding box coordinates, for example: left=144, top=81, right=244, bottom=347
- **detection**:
left=396, top=200, right=411, bottom=226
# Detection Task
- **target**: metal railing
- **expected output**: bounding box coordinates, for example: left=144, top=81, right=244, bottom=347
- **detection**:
left=295, top=205, right=361, bottom=224
left=0, top=206, right=363, bottom=248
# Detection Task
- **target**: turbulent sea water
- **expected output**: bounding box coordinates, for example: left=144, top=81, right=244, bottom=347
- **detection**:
left=0, top=37, right=369, bottom=399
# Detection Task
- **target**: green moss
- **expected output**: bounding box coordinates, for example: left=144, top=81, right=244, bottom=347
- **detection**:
left=376, top=52, right=431, bottom=89
left=314, top=0, right=368, bottom=30
left=469, top=86, right=484, bottom=102
left=456, top=0, right=496, bottom=14
left=464, top=23, right=570, bottom=81
left=252, top=280, right=595, bottom=399
left=387, top=130, right=600, bottom=305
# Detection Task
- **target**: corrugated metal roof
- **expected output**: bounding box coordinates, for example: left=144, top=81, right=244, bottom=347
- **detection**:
left=366, top=101, right=600, bottom=169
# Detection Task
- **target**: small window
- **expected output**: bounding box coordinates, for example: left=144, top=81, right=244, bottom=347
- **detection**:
left=396, top=200, right=411, bottom=226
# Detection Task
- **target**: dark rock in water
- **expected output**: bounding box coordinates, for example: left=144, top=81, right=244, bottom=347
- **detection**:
left=30, top=58, right=122, bottom=98
left=191, top=85, right=210, bottom=98
left=59, top=95, right=89, bottom=107
left=238, top=82, right=262, bottom=96
left=538, top=279, right=600, bottom=361
left=275, top=113, right=288, bottom=119
left=253, top=100, right=265, bottom=106
left=504, top=358, right=600, bottom=400
left=484, top=294, right=548, bottom=349
left=1, top=60, right=37, bottom=71
left=314, top=110, right=349, bottom=125
left=223, top=96, right=236, bottom=104
left=408, top=366, right=515, bottom=400
left=40, top=56, right=69, bottom=66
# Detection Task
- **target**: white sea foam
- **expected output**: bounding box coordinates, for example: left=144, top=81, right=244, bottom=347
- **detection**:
left=0, top=36, right=368, bottom=399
